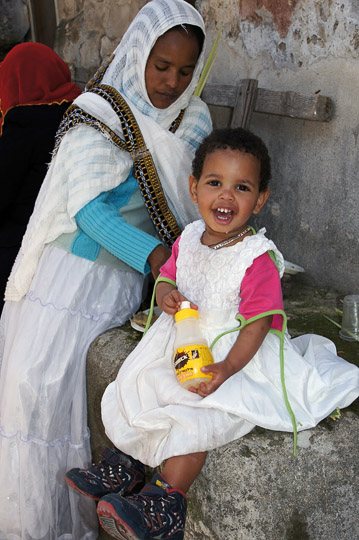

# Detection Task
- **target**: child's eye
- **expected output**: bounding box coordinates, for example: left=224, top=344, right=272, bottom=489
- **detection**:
left=236, top=184, right=250, bottom=191
left=208, top=180, right=221, bottom=186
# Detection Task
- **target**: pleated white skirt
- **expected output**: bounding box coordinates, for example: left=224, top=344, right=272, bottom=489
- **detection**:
left=102, top=308, right=359, bottom=468
left=0, top=245, right=144, bottom=540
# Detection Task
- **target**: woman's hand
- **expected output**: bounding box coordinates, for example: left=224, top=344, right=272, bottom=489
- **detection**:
left=188, top=360, right=234, bottom=397
left=147, top=245, right=171, bottom=280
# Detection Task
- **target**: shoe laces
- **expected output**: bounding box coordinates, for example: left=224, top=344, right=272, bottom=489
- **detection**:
left=133, top=492, right=185, bottom=534
left=89, top=459, right=129, bottom=489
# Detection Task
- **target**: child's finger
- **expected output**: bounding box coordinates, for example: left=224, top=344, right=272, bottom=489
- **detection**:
left=201, top=364, right=218, bottom=375
left=196, top=382, right=211, bottom=397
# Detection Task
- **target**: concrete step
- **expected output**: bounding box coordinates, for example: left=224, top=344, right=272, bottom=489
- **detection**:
left=86, top=278, right=359, bottom=540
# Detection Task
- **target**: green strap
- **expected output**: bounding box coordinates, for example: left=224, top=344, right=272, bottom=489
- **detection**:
left=210, top=309, right=298, bottom=457
left=267, top=249, right=281, bottom=273
left=143, top=276, right=177, bottom=335
left=143, top=276, right=298, bottom=456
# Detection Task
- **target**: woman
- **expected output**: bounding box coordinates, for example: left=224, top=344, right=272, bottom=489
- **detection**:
left=0, top=42, right=81, bottom=310
left=0, top=1, right=212, bottom=538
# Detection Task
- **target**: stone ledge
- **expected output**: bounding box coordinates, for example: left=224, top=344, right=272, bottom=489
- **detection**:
left=86, top=281, right=359, bottom=540
left=185, top=412, right=359, bottom=540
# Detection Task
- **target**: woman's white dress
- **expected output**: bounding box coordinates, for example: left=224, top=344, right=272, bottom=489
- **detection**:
left=101, top=222, right=359, bottom=468
left=0, top=245, right=144, bottom=540
left=0, top=2, right=212, bottom=537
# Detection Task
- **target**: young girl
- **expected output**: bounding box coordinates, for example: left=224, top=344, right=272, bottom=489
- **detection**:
left=68, top=128, right=359, bottom=540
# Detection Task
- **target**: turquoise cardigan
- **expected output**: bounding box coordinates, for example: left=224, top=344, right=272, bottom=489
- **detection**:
left=53, top=171, right=162, bottom=274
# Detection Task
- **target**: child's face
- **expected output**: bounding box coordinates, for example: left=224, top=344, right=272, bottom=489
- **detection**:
left=189, top=148, right=269, bottom=241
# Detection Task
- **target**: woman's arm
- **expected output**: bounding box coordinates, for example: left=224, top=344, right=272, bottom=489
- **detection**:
left=75, top=192, right=165, bottom=277
left=147, top=245, right=171, bottom=280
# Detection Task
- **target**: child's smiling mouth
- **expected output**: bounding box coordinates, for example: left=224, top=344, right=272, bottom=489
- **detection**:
left=213, top=207, right=234, bottom=224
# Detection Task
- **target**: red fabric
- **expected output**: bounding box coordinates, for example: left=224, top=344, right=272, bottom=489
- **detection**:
left=160, top=241, right=284, bottom=330
left=239, top=252, right=284, bottom=331
left=160, top=236, right=180, bottom=281
left=0, top=42, right=81, bottom=134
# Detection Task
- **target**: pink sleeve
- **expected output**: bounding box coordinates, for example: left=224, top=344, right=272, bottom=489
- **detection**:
left=159, top=236, right=180, bottom=282
left=239, top=252, right=284, bottom=331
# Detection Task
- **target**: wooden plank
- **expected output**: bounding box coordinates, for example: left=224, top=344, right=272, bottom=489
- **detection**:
left=231, top=79, right=258, bottom=129
left=201, top=84, right=333, bottom=122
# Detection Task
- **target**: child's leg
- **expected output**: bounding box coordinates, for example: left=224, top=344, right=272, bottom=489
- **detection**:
left=96, top=452, right=206, bottom=539
left=162, top=451, right=207, bottom=493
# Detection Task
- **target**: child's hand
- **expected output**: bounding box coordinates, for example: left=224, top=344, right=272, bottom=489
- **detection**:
left=161, top=289, right=198, bottom=316
left=188, top=360, right=233, bottom=397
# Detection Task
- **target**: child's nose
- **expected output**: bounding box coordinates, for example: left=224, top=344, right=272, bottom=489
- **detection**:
left=219, top=188, right=234, bottom=200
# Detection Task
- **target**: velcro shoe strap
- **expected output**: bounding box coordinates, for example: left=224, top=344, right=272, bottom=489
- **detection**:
left=100, top=447, right=131, bottom=468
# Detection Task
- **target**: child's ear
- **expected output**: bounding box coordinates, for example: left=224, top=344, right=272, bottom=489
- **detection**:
left=189, top=174, right=198, bottom=204
left=253, top=188, right=270, bottom=215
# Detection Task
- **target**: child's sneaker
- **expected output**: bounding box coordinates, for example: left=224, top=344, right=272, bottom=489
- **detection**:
left=65, top=447, right=145, bottom=501
left=97, top=472, right=187, bottom=540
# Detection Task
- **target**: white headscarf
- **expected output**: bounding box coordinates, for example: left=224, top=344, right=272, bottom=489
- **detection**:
left=102, top=0, right=207, bottom=127
left=5, top=0, right=212, bottom=301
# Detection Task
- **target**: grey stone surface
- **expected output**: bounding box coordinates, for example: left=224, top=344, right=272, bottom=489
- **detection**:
left=87, top=325, right=142, bottom=540
left=87, top=325, right=141, bottom=460
left=55, top=0, right=148, bottom=88
left=86, top=279, right=359, bottom=540
left=197, top=0, right=359, bottom=295
left=184, top=413, right=359, bottom=540
left=0, top=0, right=29, bottom=51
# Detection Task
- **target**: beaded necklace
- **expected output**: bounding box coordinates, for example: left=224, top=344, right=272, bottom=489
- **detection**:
left=207, top=225, right=251, bottom=250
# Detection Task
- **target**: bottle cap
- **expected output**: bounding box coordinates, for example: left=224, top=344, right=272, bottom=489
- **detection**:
left=175, top=301, right=199, bottom=322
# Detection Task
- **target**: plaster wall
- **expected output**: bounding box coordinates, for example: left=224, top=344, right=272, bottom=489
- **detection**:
left=0, top=0, right=29, bottom=51
left=197, top=0, right=359, bottom=293
left=54, top=0, right=148, bottom=86
left=2, top=0, right=357, bottom=292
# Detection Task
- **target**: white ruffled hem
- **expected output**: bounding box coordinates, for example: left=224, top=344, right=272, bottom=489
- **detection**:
left=0, top=245, right=144, bottom=538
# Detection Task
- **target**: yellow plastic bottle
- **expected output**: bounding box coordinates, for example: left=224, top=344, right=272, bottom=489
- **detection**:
left=173, top=301, right=214, bottom=390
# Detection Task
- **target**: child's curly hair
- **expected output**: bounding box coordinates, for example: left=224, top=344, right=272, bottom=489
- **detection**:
left=192, top=127, right=271, bottom=192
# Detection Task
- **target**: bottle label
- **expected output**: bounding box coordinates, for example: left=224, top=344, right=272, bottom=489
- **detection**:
left=173, top=345, right=214, bottom=386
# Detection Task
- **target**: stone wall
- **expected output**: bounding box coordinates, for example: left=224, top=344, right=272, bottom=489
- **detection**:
left=0, top=0, right=29, bottom=57
left=54, top=0, right=359, bottom=294
left=54, top=0, right=148, bottom=87
left=1, top=0, right=358, bottom=292
left=197, top=0, right=359, bottom=294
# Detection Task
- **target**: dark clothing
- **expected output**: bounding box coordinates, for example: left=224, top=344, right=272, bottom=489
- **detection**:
left=0, top=102, right=70, bottom=304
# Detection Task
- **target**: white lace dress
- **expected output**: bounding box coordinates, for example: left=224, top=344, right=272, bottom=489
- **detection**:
left=101, top=221, right=359, bottom=467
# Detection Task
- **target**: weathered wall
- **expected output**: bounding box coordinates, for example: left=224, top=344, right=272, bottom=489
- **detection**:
left=1, top=0, right=358, bottom=293
left=197, top=0, right=359, bottom=294
left=0, top=0, right=29, bottom=56
left=54, top=0, right=148, bottom=86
